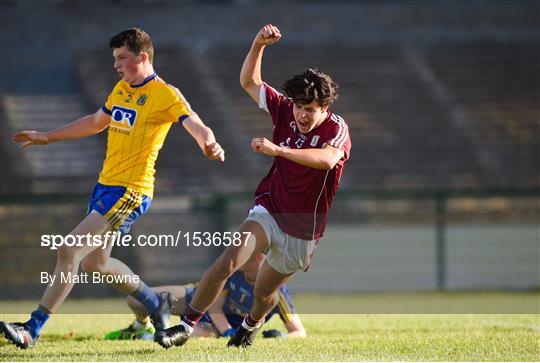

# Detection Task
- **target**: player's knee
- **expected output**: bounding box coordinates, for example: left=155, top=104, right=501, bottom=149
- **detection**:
left=211, top=256, right=238, bottom=280
left=80, top=257, right=107, bottom=274
left=57, top=245, right=83, bottom=266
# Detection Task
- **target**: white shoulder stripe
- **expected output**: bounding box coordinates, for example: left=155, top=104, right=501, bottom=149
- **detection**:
left=330, top=123, right=344, bottom=147
left=331, top=114, right=344, bottom=124
left=328, top=116, right=345, bottom=147
left=334, top=123, right=349, bottom=148
left=329, top=114, right=348, bottom=148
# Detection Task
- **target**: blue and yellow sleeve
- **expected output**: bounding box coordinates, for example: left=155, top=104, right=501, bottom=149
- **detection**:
left=276, top=286, right=296, bottom=324
left=101, top=83, right=120, bottom=115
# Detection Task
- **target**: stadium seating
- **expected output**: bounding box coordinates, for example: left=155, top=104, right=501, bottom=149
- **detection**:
left=1, top=3, right=538, bottom=296
left=198, top=43, right=539, bottom=190
left=70, top=42, right=540, bottom=194
left=425, top=42, right=540, bottom=187
left=2, top=94, right=104, bottom=194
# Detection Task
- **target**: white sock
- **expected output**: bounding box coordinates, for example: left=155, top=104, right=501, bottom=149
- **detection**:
left=134, top=319, right=152, bottom=329
left=241, top=319, right=262, bottom=331
left=180, top=320, right=194, bottom=335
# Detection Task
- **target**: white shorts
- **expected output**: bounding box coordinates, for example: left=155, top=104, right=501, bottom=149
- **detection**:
left=245, top=205, right=318, bottom=274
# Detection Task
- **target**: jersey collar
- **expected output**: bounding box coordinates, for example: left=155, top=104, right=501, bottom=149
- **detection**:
left=130, top=72, right=157, bottom=88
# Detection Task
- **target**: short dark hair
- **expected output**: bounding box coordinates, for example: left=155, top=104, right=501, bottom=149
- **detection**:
left=109, top=28, right=154, bottom=63
left=282, top=67, right=338, bottom=107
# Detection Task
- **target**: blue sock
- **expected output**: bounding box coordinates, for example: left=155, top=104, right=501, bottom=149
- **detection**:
left=130, top=282, right=160, bottom=314
left=26, top=308, right=50, bottom=339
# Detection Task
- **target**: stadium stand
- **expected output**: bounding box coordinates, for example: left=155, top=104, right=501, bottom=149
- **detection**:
left=1, top=2, right=538, bottom=195
left=206, top=45, right=482, bottom=190
left=0, top=98, right=26, bottom=194
left=3, top=94, right=104, bottom=194
left=1, top=2, right=538, bottom=297
left=72, top=41, right=540, bottom=192
left=7, top=41, right=539, bottom=194
left=425, top=42, right=540, bottom=187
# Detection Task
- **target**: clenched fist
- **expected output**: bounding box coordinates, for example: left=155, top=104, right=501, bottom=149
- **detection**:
left=203, top=141, right=225, bottom=162
left=254, top=24, right=282, bottom=46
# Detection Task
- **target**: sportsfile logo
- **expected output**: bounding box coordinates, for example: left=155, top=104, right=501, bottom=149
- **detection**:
left=111, top=106, right=137, bottom=130
left=40, top=231, right=251, bottom=250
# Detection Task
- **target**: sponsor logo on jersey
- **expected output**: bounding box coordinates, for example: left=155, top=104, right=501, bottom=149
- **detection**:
left=310, top=135, right=320, bottom=146
left=137, top=94, right=148, bottom=105
left=280, top=137, right=291, bottom=148
left=111, top=106, right=137, bottom=130
left=295, top=135, right=305, bottom=148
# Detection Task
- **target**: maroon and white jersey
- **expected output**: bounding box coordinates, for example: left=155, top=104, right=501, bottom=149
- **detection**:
left=253, top=83, right=351, bottom=240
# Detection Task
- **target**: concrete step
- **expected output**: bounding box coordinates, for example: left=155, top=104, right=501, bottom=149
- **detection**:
left=5, top=94, right=104, bottom=180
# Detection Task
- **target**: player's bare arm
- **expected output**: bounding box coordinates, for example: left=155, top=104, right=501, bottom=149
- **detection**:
left=182, top=113, right=225, bottom=162
left=251, top=137, right=343, bottom=170
left=12, top=109, right=111, bottom=148
left=284, top=314, right=307, bottom=338
left=240, top=24, right=281, bottom=104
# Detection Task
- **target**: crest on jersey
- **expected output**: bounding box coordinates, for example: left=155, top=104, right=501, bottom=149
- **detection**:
left=310, top=135, right=320, bottom=147
left=111, top=106, right=137, bottom=130
left=290, top=121, right=297, bottom=132
left=137, top=94, right=148, bottom=105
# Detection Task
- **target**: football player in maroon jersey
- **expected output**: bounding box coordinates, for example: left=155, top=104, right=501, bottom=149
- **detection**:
left=155, top=24, right=351, bottom=349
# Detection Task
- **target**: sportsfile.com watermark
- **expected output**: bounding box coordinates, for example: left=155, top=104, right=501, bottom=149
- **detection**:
left=40, top=231, right=251, bottom=250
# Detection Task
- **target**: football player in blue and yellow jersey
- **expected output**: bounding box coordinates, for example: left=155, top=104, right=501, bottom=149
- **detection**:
left=105, top=254, right=306, bottom=341
left=2, top=28, right=224, bottom=349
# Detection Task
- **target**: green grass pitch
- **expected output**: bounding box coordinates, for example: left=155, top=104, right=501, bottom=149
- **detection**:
left=1, top=294, right=539, bottom=361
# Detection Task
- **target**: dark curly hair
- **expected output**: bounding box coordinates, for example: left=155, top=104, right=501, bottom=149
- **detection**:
left=109, top=28, right=154, bottom=64
left=282, top=68, right=338, bottom=107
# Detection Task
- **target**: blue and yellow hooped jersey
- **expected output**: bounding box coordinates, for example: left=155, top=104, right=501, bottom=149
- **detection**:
left=222, top=271, right=296, bottom=328
left=100, top=73, right=192, bottom=198
left=184, top=271, right=296, bottom=329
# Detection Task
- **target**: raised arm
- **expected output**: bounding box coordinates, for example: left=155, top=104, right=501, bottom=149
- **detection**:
left=12, top=108, right=110, bottom=148
left=239, top=24, right=281, bottom=104
left=182, top=113, right=225, bottom=162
